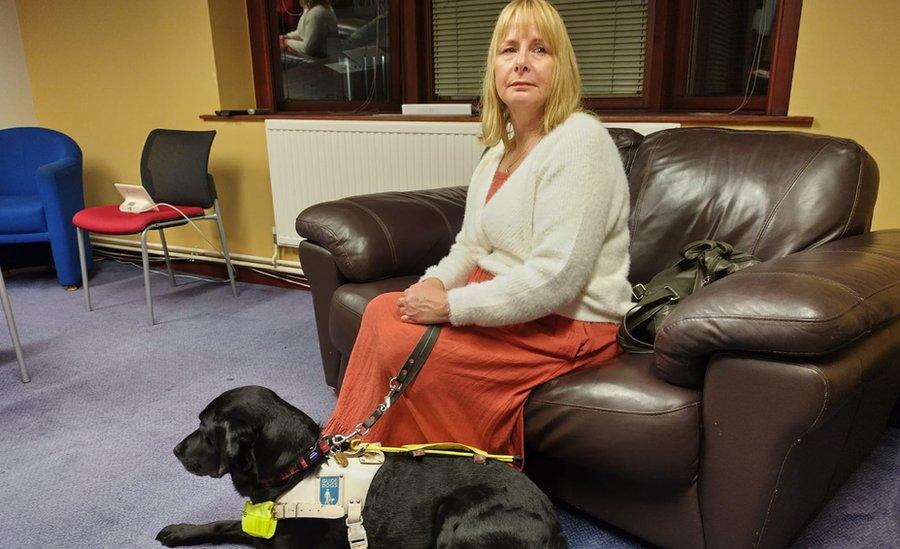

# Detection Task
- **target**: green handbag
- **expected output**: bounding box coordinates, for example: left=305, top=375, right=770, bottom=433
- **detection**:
left=617, top=240, right=760, bottom=354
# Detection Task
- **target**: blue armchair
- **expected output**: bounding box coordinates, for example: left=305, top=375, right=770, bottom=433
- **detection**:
left=0, top=127, right=92, bottom=286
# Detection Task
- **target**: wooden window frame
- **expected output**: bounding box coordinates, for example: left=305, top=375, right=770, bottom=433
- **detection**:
left=246, top=0, right=406, bottom=113
left=247, top=0, right=801, bottom=116
left=665, top=0, right=798, bottom=113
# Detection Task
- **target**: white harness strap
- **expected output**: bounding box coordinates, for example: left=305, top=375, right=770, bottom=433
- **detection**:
left=346, top=498, right=367, bottom=548
left=273, top=452, right=384, bottom=548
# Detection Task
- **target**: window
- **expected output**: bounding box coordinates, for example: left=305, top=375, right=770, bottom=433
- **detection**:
left=276, top=0, right=391, bottom=103
left=669, top=0, right=781, bottom=112
left=246, top=0, right=801, bottom=116
left=248, top=0, right=400, bottom=112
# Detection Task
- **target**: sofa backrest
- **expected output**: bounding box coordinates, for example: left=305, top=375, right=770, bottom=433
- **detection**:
left=606, top=127, right=645, bottom=174
left=0, top=127, right=82, bottom=195
left=626, top=128, right=879, bottom=284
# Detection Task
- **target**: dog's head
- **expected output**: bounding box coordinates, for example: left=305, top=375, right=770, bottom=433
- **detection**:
left=172, top=386, right=321, bottom=494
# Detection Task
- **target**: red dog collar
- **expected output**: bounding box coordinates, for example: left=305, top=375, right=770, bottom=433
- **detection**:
left=258, top=437, right=332, bottom=488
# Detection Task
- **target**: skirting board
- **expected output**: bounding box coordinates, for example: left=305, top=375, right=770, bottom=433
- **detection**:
left=89, top=235, right=303, bottom=276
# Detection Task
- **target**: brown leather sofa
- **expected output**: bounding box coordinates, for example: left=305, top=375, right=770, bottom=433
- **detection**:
left=294, top=127, right=900, bottom=549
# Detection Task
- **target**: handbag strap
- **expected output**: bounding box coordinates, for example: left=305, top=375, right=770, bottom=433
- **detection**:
left=618, top=288, right=678, bottom=353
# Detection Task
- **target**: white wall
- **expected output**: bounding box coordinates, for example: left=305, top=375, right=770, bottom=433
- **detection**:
left=0, top=0, right=37, bottom=128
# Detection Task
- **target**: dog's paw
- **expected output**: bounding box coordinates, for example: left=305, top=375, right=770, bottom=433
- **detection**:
left=155, top=523, right=197, bottom=547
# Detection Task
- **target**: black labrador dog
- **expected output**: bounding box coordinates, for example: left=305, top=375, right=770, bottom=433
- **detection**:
left=156, top=386, right=567, bottom=548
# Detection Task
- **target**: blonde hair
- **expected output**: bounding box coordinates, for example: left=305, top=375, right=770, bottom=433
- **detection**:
left=480, top=0, right=582, bottom=148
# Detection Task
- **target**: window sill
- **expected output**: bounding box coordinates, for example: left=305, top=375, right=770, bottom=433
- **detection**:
left=199, top=113, right=813, bottom=127
left=601, top=114, right=813, bottom=127
left=199, top=113, right=482, bottom=123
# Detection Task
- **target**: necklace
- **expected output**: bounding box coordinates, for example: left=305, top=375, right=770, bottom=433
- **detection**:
left=499, top=137, right=538, bottom=174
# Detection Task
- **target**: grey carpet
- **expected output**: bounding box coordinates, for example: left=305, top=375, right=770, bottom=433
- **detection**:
left=0, top=260, right=896, bottom=548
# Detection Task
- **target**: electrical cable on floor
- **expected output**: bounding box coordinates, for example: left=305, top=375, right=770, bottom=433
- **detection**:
left=95, top=249, right=232, bottom=283
left=96, top=255, right=232, bottom=284
left=154, top=202, right=236, bottom=281
left=94, top=247, right=167, bottom=262
left=94, top=248, right=310, bottom=288
left=249, top=267, right=311, bottom=288
left=92, top=204, right=310, bottom=287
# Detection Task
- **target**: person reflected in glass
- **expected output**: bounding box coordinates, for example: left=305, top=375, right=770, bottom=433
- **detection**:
left=279, top=0, right=338, bottom=58
left=324, top=0, right=632, bottom=467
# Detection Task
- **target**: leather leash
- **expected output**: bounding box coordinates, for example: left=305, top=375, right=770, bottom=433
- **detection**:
left=330, top=324, right=441, bottom=449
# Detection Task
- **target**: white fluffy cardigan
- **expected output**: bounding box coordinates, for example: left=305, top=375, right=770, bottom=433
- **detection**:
left=421, top=112, right=633, bottom=327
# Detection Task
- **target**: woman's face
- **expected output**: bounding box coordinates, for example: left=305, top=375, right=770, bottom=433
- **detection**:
left=494, top=23, right=554, bottom=115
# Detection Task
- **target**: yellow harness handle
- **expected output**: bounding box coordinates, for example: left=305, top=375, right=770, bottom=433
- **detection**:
left=349, top=440, right=519, bottom=464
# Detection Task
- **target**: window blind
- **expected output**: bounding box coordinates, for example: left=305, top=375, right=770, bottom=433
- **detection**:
left=432, top=0, right=648, bottom=99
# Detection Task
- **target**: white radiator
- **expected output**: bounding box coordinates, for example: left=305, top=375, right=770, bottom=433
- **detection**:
left=266, top=119, right=484, bottom=247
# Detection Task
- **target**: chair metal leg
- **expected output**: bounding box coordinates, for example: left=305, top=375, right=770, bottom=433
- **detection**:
left=76, top=228, right=92, bottom=311
left=140, top=229, right=155, bottom=325
left=0, top=271, right=29, bottom=383
left=159, top=229, right=176, bottom=287
left=213, top=199, right=238, bottom=298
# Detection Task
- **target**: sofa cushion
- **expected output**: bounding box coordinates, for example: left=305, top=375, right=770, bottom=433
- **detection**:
left=330, top=276, right=420, bottom=356
left=626, top=128, right=879, bottom=284
left=72, top=204, right=206, bottom=235
left=524, top=352, right=701, bottom=486
left=0, top=195, right=46, bottom=234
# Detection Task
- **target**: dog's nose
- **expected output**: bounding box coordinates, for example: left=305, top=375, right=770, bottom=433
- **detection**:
left=174, top=441, right=184, bottom=458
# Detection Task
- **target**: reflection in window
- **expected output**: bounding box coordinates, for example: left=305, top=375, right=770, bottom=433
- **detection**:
left=275, top=0, right=390, bottom=102
left=687, top=0, right=777, bottom=97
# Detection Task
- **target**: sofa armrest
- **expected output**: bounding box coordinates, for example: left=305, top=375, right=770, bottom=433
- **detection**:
left=36, top=157, right=90, bottom=285
left=654, top=229, right=900, bottom=387
left=297, top=240, right=346, bottom=389
left=699, top=319, right=900, bottom=548
left=295, top=186, right=467, bottom=282
left=36, top=157, right=84, bottom=231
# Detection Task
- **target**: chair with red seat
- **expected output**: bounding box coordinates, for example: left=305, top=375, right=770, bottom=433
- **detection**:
left=73, top=129, right=237, bottom=325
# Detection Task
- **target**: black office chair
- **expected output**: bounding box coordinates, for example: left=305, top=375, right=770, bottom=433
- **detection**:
left=73, top=130, right=238, bottom=325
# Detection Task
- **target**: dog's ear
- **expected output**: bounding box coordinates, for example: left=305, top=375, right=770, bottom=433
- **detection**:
left=217, top=417, right=258, bottom=477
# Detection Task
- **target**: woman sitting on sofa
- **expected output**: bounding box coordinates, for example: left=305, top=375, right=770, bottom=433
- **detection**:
left=324, top=0, right=632, bottom=463
left=279, top=0, right=338, bottom=58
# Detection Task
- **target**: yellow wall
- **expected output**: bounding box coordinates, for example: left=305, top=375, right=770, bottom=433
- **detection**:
left=0, top=0, right=36, bottom=128
left=208, top=0, right=257, bottom=110
left=16, top=0, right=276, bottom=259
left=793, top=0, right=899, bottom=229
left=16, top=0, right=899, bottom=265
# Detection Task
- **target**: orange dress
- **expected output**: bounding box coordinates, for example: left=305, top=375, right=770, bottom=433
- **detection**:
left=323, top=170, right=621, bottom=462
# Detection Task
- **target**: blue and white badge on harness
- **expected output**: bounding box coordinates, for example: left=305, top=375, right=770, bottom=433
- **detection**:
left=319, top=476, right=340, bottom=505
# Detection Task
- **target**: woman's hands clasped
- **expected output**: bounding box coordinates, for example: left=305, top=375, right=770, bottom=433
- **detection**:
left=398, top=278, right=450, bottom=324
